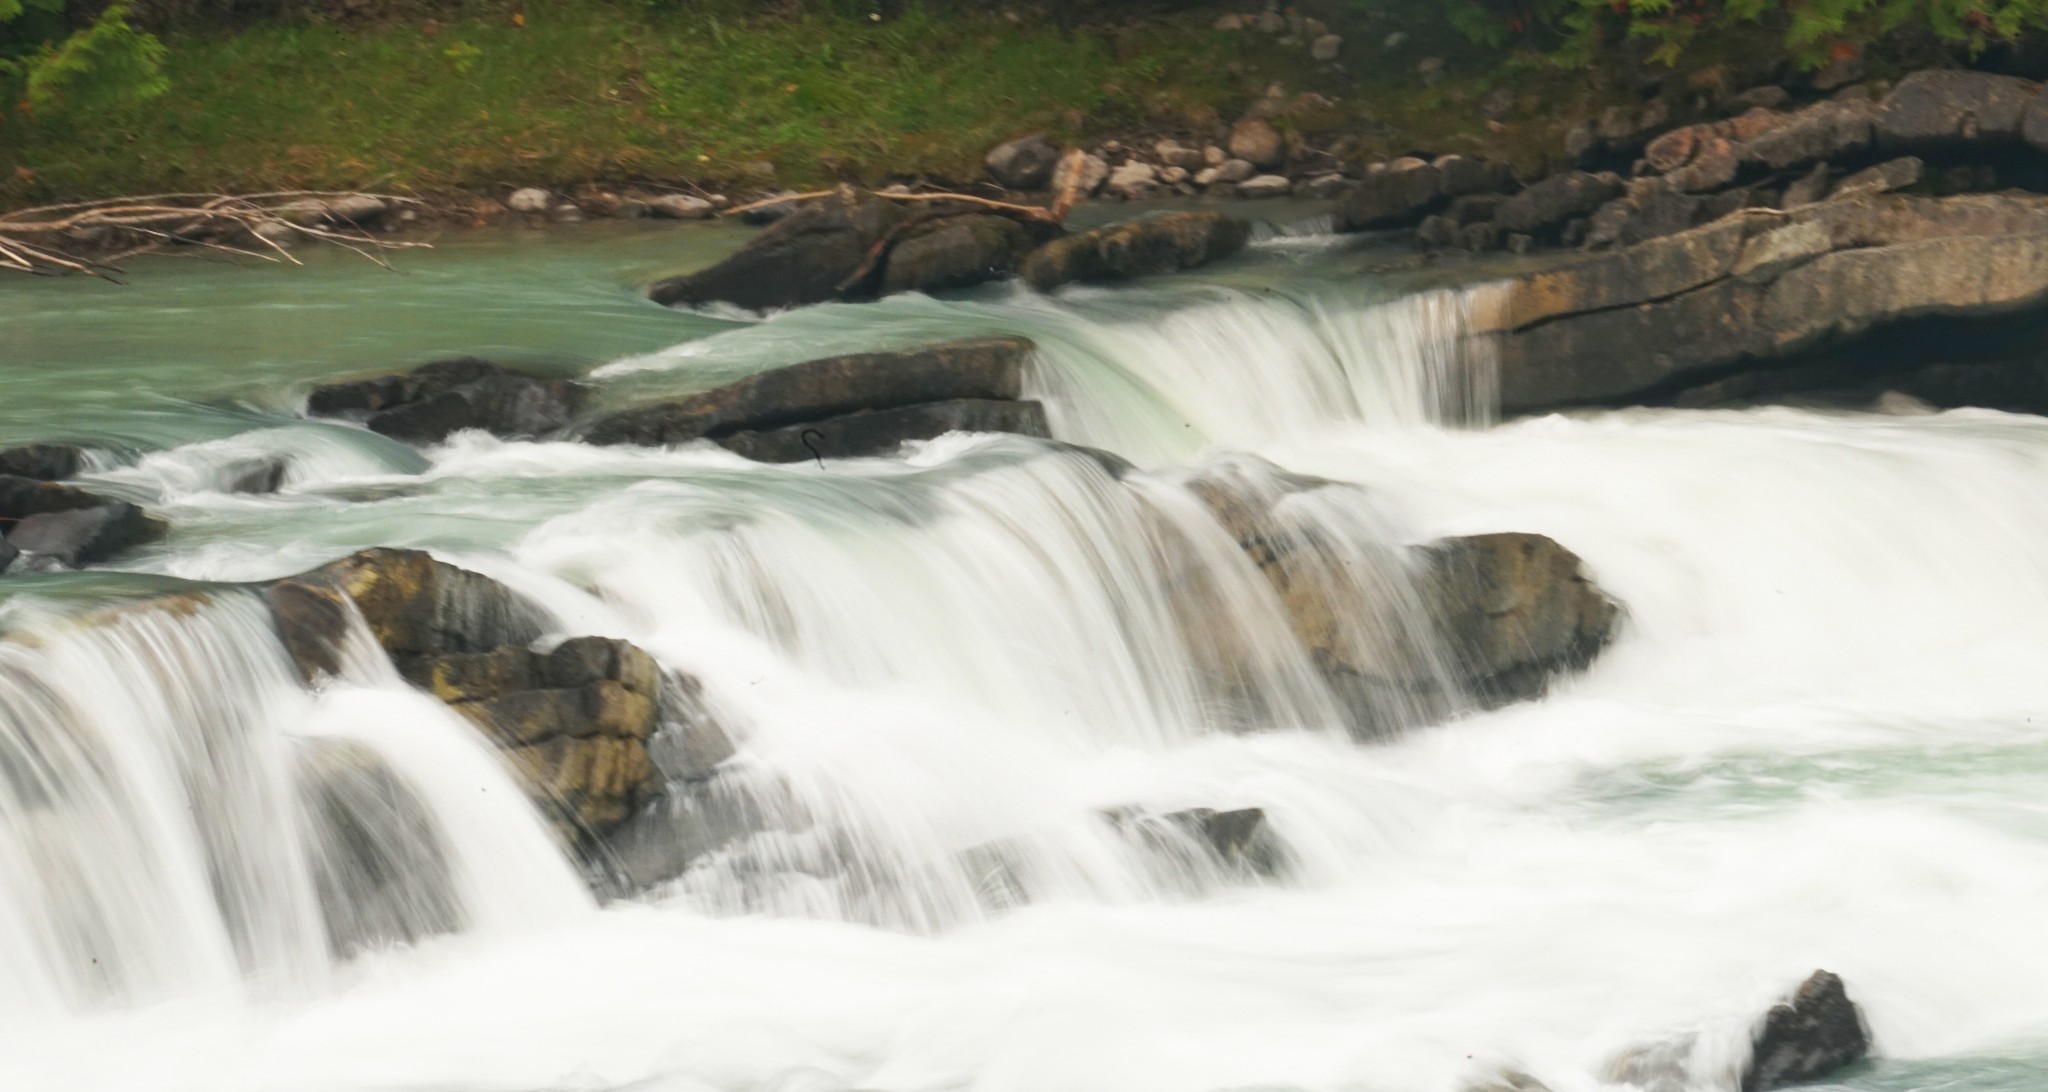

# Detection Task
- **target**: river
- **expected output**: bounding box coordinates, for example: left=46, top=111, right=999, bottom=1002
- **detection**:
left=1, top=213, right=2045, bottom=1092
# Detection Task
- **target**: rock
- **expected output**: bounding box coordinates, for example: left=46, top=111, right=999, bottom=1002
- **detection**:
left=1878, top=69, right=2035, bottom=150
left=1747, top=99, right=1878, bottom=170
left=1417, top=56, right=1445, bottom=83
left=1154, top=140, right=1205, bottom=170
left=1810, top=51, right=1867, bottom=93
left=1335, top=163, right=1444, bottom=231
left=0, top=443, right=84, bottom=482
left=1644, top=126, right=1701, bottom=174
left=224, top=457, right=288, bottom=495
left=1019, top=211, right=1250, bottom=291
left=648, top=194, right=715, bottom=220
left=319, top=361, right=588, bottom=444
left=880, top=215, right=1044, bottom=296
left=0, top=539, right=16, bottom=574
left=1447, top=192, right=1508, bottom=224
left=547, top=204, right=584, bottom=224
left=1744, top=971, right=1869, bottom=1091
left=1256, top=10, right=1285, bottom=33
left=1495, top=171, right=1625, bottom=236
left=649, top=188, right=903, bottom=310
left=1495, top=193, right=2048, bottom=412
left=294, top=737, right=459, bottom=958
left=1107, top=160, right=1161, bottom=199
left=1053, top=152, right=1110, bottom=196
left=1213, top=158, right=1256, bottom=185
left=1300, top=173, right=1349, bottom=200
left=1435, top=155, right=1511, bottom=198
left=583, top=337, right=1034, bottom=447
left=264, top=547, right=550, bottom=679
left=1782, top=162, right=1833, bottom=209
left=1834, top=156, right=1923, bottom=199
left=1416, top=214, right=1460, bottom=250
left=1238, top=175, right=1293, bottom=199
left=984, top=133, right=1062, bottom=190
left=714, top=399, right=1052, bottom=463
left=1726, top=85, right=1790, bottom=113
left=1384, top=31, right=1407, bottom=50
left=1203, top=145, right=1227, bottom=167
left=1479, top=86, right=1516, bottom=121
left=1311, top=34, right=1341, bottom=61
left=1228, top=118, right=1286, bottom=169
left=6, top=503, right=162, bottom=570
left=1421, top=533, right=1619, bottom=705
left=739, top=193, right=801, bottom=226
left=1463, top=1071, right=1555, bottom=1092
left=505, top=188, right=551, bottom=214
left=1213, top=12, right=1245, bottom=30
left=1103, top=806, right=1285, bottom=877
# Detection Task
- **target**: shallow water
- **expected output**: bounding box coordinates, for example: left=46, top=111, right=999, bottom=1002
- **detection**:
left=2, top=212, right=2046, bottom=1092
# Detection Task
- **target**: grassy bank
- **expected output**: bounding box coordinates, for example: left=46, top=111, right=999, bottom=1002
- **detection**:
left=0, top=2, right=1613, bottom=208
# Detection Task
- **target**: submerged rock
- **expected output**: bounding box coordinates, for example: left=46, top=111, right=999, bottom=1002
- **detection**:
left=1420, top=533, right=1619, bottom=706
left=1019, top=212, right=1250, bottom=291
left=293, top=737, right=460, bottom=958
left=581, top=336, right=1044, bottom=460
left=1103, top=805, right=1286, bottom=878
left=0, top=443, right=85, bottom=482
left=0, top=475, right=166, bottom=571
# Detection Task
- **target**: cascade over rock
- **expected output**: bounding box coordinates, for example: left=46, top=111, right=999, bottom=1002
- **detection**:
left=293, top=737, right=461, bottom=959
left=582, top=336, right=1049, bottom=460
left=1744, top=971, right=1870, bottom=1091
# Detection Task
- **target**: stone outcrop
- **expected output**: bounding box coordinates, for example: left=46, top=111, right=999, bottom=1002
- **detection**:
left=1018, top=211, right=1250, bottom=291
left=263, top=548, right=733, bottom=854
left=1493, top=193, right=2048, bottom=414
left=582, top=337, right=1049, bottom=462
left=307, top=357, right=589, bottom=444
left=1744, top=970, right=1870, bottom=1091
left=0, top=475, right=166, bottom=573
left=1186, top=458, right=1619, bottom=734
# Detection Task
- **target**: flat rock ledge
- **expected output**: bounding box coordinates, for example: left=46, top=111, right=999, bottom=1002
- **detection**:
left=581, top=336, right=1051, bottom=462
left=1489, top=192, right=2048, bottom=414
left=307, top=357, right=590, bottom=444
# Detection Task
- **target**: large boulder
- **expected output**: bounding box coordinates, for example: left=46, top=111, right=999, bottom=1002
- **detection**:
left=984, top=133, right=1061, bottom=190
left=1744, top=971, right=1870, bottom=1091
left=583, top=336, right=1033, bottom=447
left=1019, top=212, right=1250, bottom=291
left=1494, top=194, right=2048, bottom=413
left=308, top=358, right=589, bottom=444
left=1335, top=164, right=1445, bottom=231
left=1420, top=533, right=1619, bottom=706
left=263, top=547, right=551, bottom=680
left=1877, top=69, right=2035, bottom=150
left=1227, top=118, right=1286, bottom=169
left=649, top=188, right=904, bottom=310
left=879, top=214, right=1043, bottom=296
left=0, top=475, right=166, bottom=571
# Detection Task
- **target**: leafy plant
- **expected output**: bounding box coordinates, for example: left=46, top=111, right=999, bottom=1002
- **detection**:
left=1, top=0, right=167, bottom=118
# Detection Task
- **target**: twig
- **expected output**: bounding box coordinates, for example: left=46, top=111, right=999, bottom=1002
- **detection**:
left=720, top=188, right=1061, bottom=224
left=0, top=190, right=427, bottom=278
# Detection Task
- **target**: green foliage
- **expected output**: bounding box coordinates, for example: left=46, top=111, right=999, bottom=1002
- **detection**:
left=1, top=1, right=167, bottom=117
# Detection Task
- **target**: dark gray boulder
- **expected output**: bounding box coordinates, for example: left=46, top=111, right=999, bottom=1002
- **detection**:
left=310, top=359, right=588, bottom=444
left=880, top=214, right=1043, bottom=296
left=1495, top=171, right=1625, bottom=236
left=1103, top=806, right=1286, bottom=878
left=714, top=399, right=1051, bottom=463
left=649, top=189, right=904, bottom=311
left=1335, top=164, right=1445, bottom=231
left=1877, top=69, right=2035, bottom=150
left=0, top=444, right=85, bottom=482
left=6, top=504, right=163, bottom=570
left=984, top=133, right=1061, bottom=190
left=583, top=337, right=1033, bottom=447
left=1018, top=212, right=1250, bottom=291
left=1743, top=971, right=1869, bottom=1091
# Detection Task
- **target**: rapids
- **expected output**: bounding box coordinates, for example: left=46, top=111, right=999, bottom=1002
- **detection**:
left=1, top=218, right=2045, bottom=1091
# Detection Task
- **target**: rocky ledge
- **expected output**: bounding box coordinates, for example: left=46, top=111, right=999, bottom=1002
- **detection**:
left=582, top=336, right=1050, bottom=461
left=647, top=187, right=1251, bottom=312
left=1492, top=191, right=2048, bottom=414
left=308, top=357, right=589, bottom=443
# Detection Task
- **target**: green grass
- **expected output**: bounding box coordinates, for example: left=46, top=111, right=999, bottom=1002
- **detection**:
left=0, top=1, right=1635, bottom=207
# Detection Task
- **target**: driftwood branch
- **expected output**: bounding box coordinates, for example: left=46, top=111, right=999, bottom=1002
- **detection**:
left=0, top=191, right=431, bottom=278
left=723, top=188, right=1064, bottom=225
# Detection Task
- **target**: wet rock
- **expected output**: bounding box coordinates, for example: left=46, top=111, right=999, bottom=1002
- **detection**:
left=1335, top=163, right=1444, bottom=231
left=1495, top=171, right=1625, bottom=237
left=647, top=194, right=715, bottom=220
left=1053, top=152, right=1110, bottom=197
left=1834, top=156, right=1923, bottom=199
left=1107, top=160, right=1161, bottom=199
left=1463, top=1070, right=1555, bottom=1092
left=1103, top=806, right=1285, bottom=877
left=294, top=737, right=460, bottom=958
left=0, top=443, right=84, bottom=482
left=715, top=399, right=1052, bottom=463
left=263, top=547, right=550, bottom=680
left=649, top=188, right=904, bottom=311
left=316, top=360, right=590, bottom=445
left=1228, top=118, right=1286, bottom=169
left=1212, top=158, right=1257, bottom=185
left=1745, top=971, right=1869, bottom=1091
left=1153, top=140, right=1205, bottom=170
left=1300, top=173, right=1350, bottom=200
left=1019, top=212, right=1250, bottom=291
left=0, top=539, right=16, bottom=574
left=879, top=214, right=1041, bottom=296
left=984, top=133, right=1062, bottom=190
left=6, top=504, right=162, bottom=571
left=1421, top=533, right=1619, bottom=706
left=224, top=457, right=288, bottom=495
left=583, top=337, right=1033, bottom=447
left=1877, top=69, right=2034, bottom=150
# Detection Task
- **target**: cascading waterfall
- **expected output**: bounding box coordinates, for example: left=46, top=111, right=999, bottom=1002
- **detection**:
left=11, top=236, right=2048, bottom=1092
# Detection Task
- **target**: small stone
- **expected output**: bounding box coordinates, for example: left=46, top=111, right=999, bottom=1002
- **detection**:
left=1154, top=139, right=1205, bottom=170
left=1417, top=57, right=1446, bottom=84
left=1193, top=167, right=1222, bottom=187
left=1228, top=118, right=1286, bottom=169
left=1106, top=161, right=1160, bottom=199
left=1384, top=31, right=1408, bottom=50
left=505, top=188, right=551, bottom=214
left=612, top=199, right=649, bottom=220
left=548, top=204, right=584, bottom=223
left=1311, top=34, right=1342, bottom=62
left=1214, top=158, right=1257, bottom=184
left=1213, top=12, right=1246, bottom=30
left=1479, top=86, right=1516, bottom=121
left=1160, top=166, right=1190, bottom=185
left=1238, top=175, right=1293, bottom=199
left=1203, top=145, right=1227, bottom=166
left=1256, top=10, right=1285, bottom=33
left=1300, top=173, right=1349, bottom=199
left=648, top=194, right=715, bottom=220
left=1054, top=152, right=1110, bottom=196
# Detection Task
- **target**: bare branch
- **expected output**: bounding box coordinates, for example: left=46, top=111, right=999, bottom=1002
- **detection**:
left=0, top=191, right=428, bottom=278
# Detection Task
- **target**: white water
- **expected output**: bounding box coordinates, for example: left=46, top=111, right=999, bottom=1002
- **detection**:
left=5, top=262, right=2048, bottom=1091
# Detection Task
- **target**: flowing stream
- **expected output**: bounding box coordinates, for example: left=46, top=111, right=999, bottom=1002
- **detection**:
left=2, top=217, right=2047, bottom=1091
